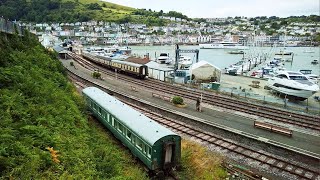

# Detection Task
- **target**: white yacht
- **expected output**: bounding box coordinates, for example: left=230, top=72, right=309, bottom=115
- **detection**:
left=199, top=41, right=249, bottom=50
left=84, top=46, right=115, bottom=57
left=299, top=70, right=319, bottom=84
left=156, top=53, right=172, bottom=64
left=178, top=55, right=193, bottom=69
left=266, top=71, right=319, bottom=100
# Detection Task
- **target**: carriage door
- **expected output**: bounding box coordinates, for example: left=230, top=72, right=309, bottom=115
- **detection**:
left=142, top=67, right=145, bottom=75
left=165, top=144, right=173, bottom=163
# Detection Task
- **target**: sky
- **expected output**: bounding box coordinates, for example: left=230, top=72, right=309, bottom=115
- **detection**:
left=103, top=0, right=319, bottom=18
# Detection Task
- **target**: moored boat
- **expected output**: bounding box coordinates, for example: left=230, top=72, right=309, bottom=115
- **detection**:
left=156, top=53, right=172, bottom=64
left=178, top=55, right=193, bottom=69
left=266, top=71, right=319, bottom=100
left=199, top=41, right=248, bottom=50
left=228, top=50, right=245, bottom=54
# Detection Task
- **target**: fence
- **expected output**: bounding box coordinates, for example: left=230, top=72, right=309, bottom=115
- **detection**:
left=218, top=87, right=320, bottom=114
left=0, top=17, right=24, bottom=36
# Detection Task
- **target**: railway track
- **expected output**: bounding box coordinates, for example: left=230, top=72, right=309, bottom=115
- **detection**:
left=66, top=67, right=320, bottom=180
left=68, top=53, right=320, bottom=132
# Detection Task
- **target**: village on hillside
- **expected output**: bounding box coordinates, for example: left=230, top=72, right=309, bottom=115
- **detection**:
left=19, top=16, right=320, bottom=47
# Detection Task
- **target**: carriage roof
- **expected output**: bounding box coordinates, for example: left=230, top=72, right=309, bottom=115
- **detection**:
left=83, top=87, right=177, bottom=145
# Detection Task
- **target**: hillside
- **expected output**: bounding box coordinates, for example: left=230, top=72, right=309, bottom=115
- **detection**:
left=0, top=31, right=148, bottom=179
left=0, top=0, right=186, bottom=26
left=0, top=30, right=227, bottom=179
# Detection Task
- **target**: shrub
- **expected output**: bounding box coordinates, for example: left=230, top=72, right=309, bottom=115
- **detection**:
left=172, top=96, right=184, bottom=105
left=92, top=71, right=101, bottom=79
left=70, top=61, right=74, bottom=66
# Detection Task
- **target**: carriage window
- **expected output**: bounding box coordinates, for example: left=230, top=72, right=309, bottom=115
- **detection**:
left=90, top=101, right=93, bottom=107
left=126, top=130, right=132, bottom=140
left=136, top=139, right=143, bottom=150
left=147, top=147, right=151, bottom=158
left=132, top=135, right=135, bottom=144
left=93, top=103, right=97, bottom=110
left=98, top=107, right=102, bottom=114
left=118, top=123, right=123, bottom=133
left=143, top=144, right=146, bottom=154
left=111, top=117, right=115, bottom=126
left=106, top=113, right=110, bottom=122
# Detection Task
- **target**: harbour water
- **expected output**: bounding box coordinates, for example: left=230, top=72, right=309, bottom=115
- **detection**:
left=130, top=45, right=320, bottom=76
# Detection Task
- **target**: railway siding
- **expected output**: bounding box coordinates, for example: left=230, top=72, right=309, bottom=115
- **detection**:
left=62, top=55, right=320, bottom=179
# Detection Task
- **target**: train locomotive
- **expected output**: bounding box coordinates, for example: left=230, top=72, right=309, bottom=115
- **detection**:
left=82, top=53, right=148, bottom=79
left=82, top=87, right=181, bottom=176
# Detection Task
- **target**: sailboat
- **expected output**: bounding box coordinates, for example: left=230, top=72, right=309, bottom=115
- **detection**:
left=274, top=34, right=294, bottom=62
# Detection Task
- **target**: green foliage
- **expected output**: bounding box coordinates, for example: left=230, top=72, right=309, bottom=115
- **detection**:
left=172, top=96, right=184, bottom=105
left=166, top=11, right=189, bottom=20
left=314, top=33, right=320, bottom=42
left=92, top=71, right=101, bottom=79
left=177, top=140, right=227, bottom=179
left=0, top=0, right=183, bottom=25
left=0, top=33, right=147, bottom=179
left=86, top=3, right=102, bottom=10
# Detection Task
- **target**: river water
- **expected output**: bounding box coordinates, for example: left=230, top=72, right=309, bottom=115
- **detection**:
left=130, top=45, right=320, bottom=76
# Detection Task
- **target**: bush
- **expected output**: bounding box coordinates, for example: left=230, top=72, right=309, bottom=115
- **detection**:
left=92, top=71, right=101, bottom=79
left=172, top=96, right=184, bottom=105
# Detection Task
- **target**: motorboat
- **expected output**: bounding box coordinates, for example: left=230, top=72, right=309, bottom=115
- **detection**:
left=228, top=50, right=245, bottom=54
left=266, top=71, right=319, bottom=100
left=300, top=70, right=319, bottom=84
left=178, top=55, right=193, bottom=69
left=311, top=59, right=318, bottom=65
left=251, top=67, right=275, bottom=79
left=156, top=53, right=172, bottom=64
left=275, top=50, right=293, bottom=56
left=199, top=41, right=249, bottom=50
left=111, top=45, right=132, bottom=55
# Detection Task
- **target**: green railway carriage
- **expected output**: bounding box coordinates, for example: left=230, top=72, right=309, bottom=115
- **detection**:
left=82, top=87, right=181, bottom=172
